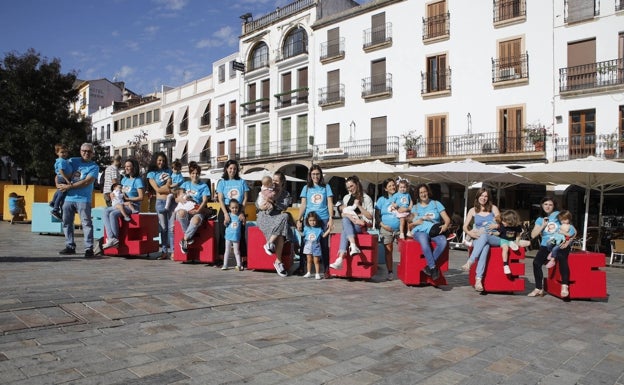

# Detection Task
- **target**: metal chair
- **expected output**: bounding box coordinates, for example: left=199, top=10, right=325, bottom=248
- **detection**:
left=610, top=239, right=624, bottom=265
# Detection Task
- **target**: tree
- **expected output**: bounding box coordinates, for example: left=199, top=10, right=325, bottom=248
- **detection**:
left=0, top=49, right=89, bottom=184
left=127, top=130, right=153, bottom=175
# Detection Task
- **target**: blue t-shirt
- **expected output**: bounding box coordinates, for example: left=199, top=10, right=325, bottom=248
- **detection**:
left=121, top=176, right=145, bottom=211
left=412, top=200, right=445, bottom=224
left=181, top=180, right=211, bottom=204
left=171, top=172, right=185, bottom=186
left=54, top=157, right=72, bottom=182
left=65, top=157, right=99, bottom=203
left=391, top=192, right=412, bottom=209
left=225, top=214, right=242, bottom=241
left=147, top=168, right=172, bottom=189
left=217, top=178, right=249, bottom=205
left=8, top=196, right=20, bottom=215
left=300, top=184, right=333, bottom=221
left=536, top=211, right=563, bottom=247
left=303, top=225, right=324, bottom=256
left=375, top=195, right=400, bottom=231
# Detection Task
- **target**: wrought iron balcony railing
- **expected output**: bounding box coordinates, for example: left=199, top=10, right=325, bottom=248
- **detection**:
left=361, top=73, right=392, bottom=98
left=277, top=41, right=308, bottom=62
left=559, top=58, right=624, bottom=92
left=238, top=137, right=312, bottom=163
left=363, top=22, right=392, bottom=49
left=274, top=87, right=309, bottom=109
left=242, top=0, right=314, bottom=35
left=318, top=84, right=345, bottom=106
left=240, top=98, right=270, bottom=118
left=492, top=53, right=529, bottom=83
left=493, top=0, right=526, bottom=23
left=617, top=0, right=623, bottom=12
left=320, top=37, right=345, bottom=61
left=314, top=136, right=400, bottom=161
left=421, top=68, right=452, bottom=94
left=554, top=135, right=624, bottom=161
left=422, top=12, right=450, bottom=40
left=216, top=117, right=225, bottom=130
left=226, top=114, right=236, bottom=127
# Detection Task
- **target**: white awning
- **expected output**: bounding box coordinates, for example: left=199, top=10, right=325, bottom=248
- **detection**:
left=160, top=110, right=173, bottom=131
left=194, top=99, right=211, bottom=119
left=174, top=106, right=188, bottom=126
left=173, top=139, right=188, bottom=161
left=191, top=135, right=210, bottom=155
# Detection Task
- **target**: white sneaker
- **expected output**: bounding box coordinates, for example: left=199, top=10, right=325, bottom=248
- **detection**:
left=315, top=273, right=322, bottom=280
left=273, top=260, right=287, bottom=277
left=221, top=266, right=229, bottom=270
left=263, top=243, right=273, bottom=255
left=387, top=272, right=394, bottom=281
left=517, top=240, right=531, bottom=248
left=509, top=241, right=519, bottom=251
left=462, top=239, right=473, bottom=248
left=503, top=265, right=511, bottom=275
left=303, top=272, right=311, bottom=278
left=461, top=259, right=473, bottom=272
left=475, top=278, right=484, bottom=292
left=349, top=245, right=361, bottom=256
left=102, top=238, right=119, bottom=250
left=330, top=256, right=343, bottom=270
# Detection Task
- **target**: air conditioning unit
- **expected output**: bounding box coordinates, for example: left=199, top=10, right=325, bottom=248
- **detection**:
left=500, top=67, right=516, bottom=80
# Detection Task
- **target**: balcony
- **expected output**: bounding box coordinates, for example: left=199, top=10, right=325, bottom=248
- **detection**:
left=554, top=135, right=624, bottom=161
left=363, top=22, right=392, bottom=52
left=238, top=137, right=312, bottom=164
left=492, top=53, right=529, bottom=84
left=276, top=41, right=308, bottom=62
left=617, top=0, right=624, bottom=12
left=405, top=131, right=547, bottom=163
left=361, top=73, right=392, bottom=99
left=242, top=0, right=314, bottom=35
left=421, top=68, right=452, bottom=95
left=226, top=114, right=236, bottom=127
left=240, top=98, right=270, bottom=117
left=493, top=0, right=526, bottom=24
left=422, top=12, right=450, bottom=42
left=318, top=84, right=345, bottom=107
left=559, top=58, right=624, bottom=94
left=314, top=137, right=400, bottom=163
left=274, top=88, right=309, bottom=109
left=564, top=0, right=599, bottom=23
left=320, top=37, right=345, bottom=63
left=216, top=117, right=225, bottom=130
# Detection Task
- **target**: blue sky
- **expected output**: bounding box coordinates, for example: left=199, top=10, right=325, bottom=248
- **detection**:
left=0, top=0, right=367, bottom=95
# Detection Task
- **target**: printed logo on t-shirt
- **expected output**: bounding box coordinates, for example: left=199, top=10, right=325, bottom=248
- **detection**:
left=72, top=170, right=81, bottom=183
left=311, top=193, right=323, bottom=204
left=122, top=185, right=130, bottom=193
left=399, top=196, right=408, bottom=205
left=307, top=233, right=317, bottom=242
left=228, top=188, right=240, bottom=201
left=231, top=222, right=238, bottom=229
left=159, top=173, right=169, bottom=183
left=546, top=222, right=559, bottom=233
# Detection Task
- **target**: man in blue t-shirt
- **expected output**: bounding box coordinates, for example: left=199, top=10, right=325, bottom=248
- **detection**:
left=56, top=143, right=99, bottom=257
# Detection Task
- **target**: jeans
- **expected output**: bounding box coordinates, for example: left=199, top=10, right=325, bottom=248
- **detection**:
left=177, top=211, right=205, bottom=240
left=103, top=205, right=130, bottom=241
left=52, top=189, right=66, bottom=211
left=338, top=217, right=364, bottom=253
left=62, top=201, right=93, bottom=250
left=469, top=233, right=501, bottom=278
left=155, top=198, right=174, bottom=253
left=413, top=231, right=447, bottom=269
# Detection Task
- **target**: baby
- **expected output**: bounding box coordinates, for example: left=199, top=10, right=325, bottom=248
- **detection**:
left=165, top=160, right=184, bottom=210
left=256, top=176, right=276, bottom=212
left=111, top=183, right=134, bottom=222
left=546, top=210, right=576, bottom=269
left=174, top=189, right=197, bottom=213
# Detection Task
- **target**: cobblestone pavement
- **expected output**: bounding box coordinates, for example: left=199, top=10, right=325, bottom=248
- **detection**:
left=0, top=221, right=623, bottom=385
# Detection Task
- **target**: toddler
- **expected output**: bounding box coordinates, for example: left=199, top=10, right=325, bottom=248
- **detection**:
left=222, top=199, right=243, bottom=271
left=50, top=144, right=72, bottom=220
left=174, top=189, right=197, bottom=213
left=293, top=219, right=306, bottom=275
left=391, top=179, right=413, bottom=239
left=546, top=210, right=576, bottom=269
left=165, top=160, right=184, bottom=210
left=302, top=211, right=331, bottom=280
left=111, top=183, right=134, bottom=222
left=256, top=176, right=276, bottom=212
left=8, top=192, right=25, bottom=224
left=496, top=210, right=531, bottom=275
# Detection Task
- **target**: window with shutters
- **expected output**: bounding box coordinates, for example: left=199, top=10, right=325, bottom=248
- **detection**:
left=362, top=59, right=392, bottom=99
left=498, top=106, right=524, bottom=153
left=327, top=123, right=340, bottom=149
left=179, top=109, right=188, bottom=133
left=282, top=27, right=308, bottom=61
left=423, top=1, right=449, bottom=42
left=217, top=104, right=225, bottom=129
left=319, top=69, right=344, bottom=106
left=564, top=0, right=599, bottom=23
left=493, top=0, right=526, bottom=24
left=363, top=12, right=392, bottom=51
left=166, top=114, right=174, bottom=136
left=249, top=42, right=269, bottom=71
left=423, top=53, right=450, bottom=94
left=371, top=116, right=388, bottom=156
left=281, top=118, right=291, bottom=154
left=569, top=109, right=596, bottom=158
left=201, top=102, right=211, bottom=126
left=427, top=115, right=447, bottom=156
left=297, top=115, right=308, bottom=152
left=227, top=101, right=236, bottom=127
left=493, top=38, right=528, bottom=84
left=320, top=27, right=344, bottom=63
left=247, top=125, right=256, bottom=158
left=261, top=122, right=270, bottom=156
left=228, top=139, right=237, bottom=160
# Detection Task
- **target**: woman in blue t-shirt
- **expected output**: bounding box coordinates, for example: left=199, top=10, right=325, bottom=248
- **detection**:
left=528, top=196, right=572, bottom=298
left=298, top=165, right=334, bottom=278
left=176, top=161, right=211, bottom=254
left=147, top=152, right=173, bottom=260
left=408, top=183, right=452, bottom=281
left=216, top=160, right=249, bottom=259
left=375, top=178, right=399, bottom=281
left=102, top=159, right=145, bottom=250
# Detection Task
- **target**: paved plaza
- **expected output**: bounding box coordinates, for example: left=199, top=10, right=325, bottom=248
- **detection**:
left=0, top=221, right=623, bottom=385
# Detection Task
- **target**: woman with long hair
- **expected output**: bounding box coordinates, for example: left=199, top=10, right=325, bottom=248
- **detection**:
left=146, top=152, right=173, bottom=259
left=374, top=177, right=399, bottom=280
left=176, top=161, right=211, bottom=253
left=216, top=160, right=249, bottom=261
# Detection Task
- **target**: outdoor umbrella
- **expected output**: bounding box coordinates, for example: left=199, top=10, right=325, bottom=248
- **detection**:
left=516, top=156, right=624, bottom=250
left=403, top=158, right=530, bottom=220
left=241, top=169, right=305, bottom=182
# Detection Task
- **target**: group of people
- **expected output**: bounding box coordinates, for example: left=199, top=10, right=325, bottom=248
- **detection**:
left=51, top=143, right=577, bottom=297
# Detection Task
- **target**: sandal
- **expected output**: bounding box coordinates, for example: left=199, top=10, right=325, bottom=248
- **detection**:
left=527, top=288, right=545, bottom=297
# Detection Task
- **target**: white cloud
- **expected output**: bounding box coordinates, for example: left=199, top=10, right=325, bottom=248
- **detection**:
left=153, top=0, right=188, bottom=11
left=144, top=25, right=159, bottom=35
left=118, top=65, right=135, bottom=78
left=196, top=26, right=237, bottom=49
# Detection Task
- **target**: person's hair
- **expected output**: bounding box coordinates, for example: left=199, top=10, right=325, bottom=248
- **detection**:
left=306, top=164, right=326, bottom=188
left=273, top=170, right=286, bottom=184
left=9, top=192, right=18, bottom=198
left=414, top=183, right=433, bottom=203
left=499, top=209, right=521, bottom=227
left=54, top=143, right=67, bottom=153
left=558, top=210, right=573, bottom=223
left=397, top=179, right=409, bottom=189
left=221, top=160, right=241, bottom=180
left=171, top=159, right=182, bottom=170
left=305, top=211, right=322, bottom=228
left=228, top=198, right=240, bottom=208
left=261, top=175, right=272, bottom=187
left=80, top=143, right=94, bottom=151
left=188, top=161, right=201, bottom=176
left=111, top=182, right=121, bottom=191
left=473, top=187, right=493, bottom=213
left=381, top=177, right=396, bottom=199
left=113, top=154, right=122, bottom=162
left=345, top=175, right=364, bottom=202
left=124, top=158, right=140, bottom=178
left=147, top=152, right=169, bottom=173
left=538, top=196, right=557, bottom=217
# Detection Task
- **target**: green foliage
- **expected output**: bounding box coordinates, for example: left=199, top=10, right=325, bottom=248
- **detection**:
left=92, top=140, right=112, bottom=171
left=0, top=49, right=89, bottom=183
left=127, top=130, right=153, bottom=175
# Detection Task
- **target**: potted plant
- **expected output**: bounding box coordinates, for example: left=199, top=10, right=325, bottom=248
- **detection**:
left=602, top=130, right=620, bottom=159
left=401, top=130, right=423, bottom=158
left=523, top=124, right=550, bottom=151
